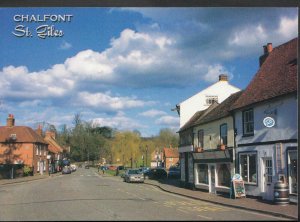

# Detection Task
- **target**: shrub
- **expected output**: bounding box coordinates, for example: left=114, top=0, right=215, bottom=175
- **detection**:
left=23, top=166, right=32, bottom=176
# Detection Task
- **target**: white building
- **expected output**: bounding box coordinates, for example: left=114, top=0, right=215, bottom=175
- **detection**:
left=176, top=74, right=240, bottom=128
left=175, top=74, right=240, bottom=188
left=230, top=38, right=298, bottom=202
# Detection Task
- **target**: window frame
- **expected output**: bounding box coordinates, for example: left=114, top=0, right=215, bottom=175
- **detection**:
left=197, top=129, right=204, bottom=147
left=242, top=108, right=254, bottom=136
left=220, top=123, right=228, bottom=146
left=238, top=152, right=258, bottom=185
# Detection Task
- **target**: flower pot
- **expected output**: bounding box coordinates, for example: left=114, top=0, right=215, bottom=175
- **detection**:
left=195, top=147, right=203, bottom=152
left=219, top=145, right=225, bottom=150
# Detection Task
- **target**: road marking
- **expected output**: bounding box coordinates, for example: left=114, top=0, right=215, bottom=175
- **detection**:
left=197, top=214, right=213, bottom=220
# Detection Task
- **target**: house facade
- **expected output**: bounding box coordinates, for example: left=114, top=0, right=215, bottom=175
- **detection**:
left=179, top=91, right=242, bottom=191
left=176, top=74, right=240, bottom=188
left=0, top=114, right=49, bottom=178
left=163, top=147, right=179, bottom=170
left=44, top=130, right=63, bottom=173
left=230, top=38, right=298, bottom=201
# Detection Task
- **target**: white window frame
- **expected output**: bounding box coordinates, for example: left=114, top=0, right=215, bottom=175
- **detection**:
left=239, top=152, right=257, bottom=184
left=265, top=158, right=273, bottom=184
left=37, top=161, right=40, bottom=172
left=36, top=145, right=39, bottom=155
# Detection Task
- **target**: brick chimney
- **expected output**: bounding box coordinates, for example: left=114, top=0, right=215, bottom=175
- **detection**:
left=6, top=114, right=15, bottom=127
left=259, top=42, right=273, bottom=67
left=219, top=74, right=228, bottom=81
left=36, top=125, right=43, bottom=136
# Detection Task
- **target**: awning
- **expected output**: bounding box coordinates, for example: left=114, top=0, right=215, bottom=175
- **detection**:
left=192, top=149, right=233, bottom=163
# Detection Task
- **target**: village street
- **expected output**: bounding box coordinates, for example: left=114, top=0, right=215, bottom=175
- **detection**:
left=0, top=167, right=289, bottom=221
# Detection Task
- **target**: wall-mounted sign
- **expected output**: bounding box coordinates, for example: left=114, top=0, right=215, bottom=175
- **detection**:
left=263, top=117, right=275, bottom=128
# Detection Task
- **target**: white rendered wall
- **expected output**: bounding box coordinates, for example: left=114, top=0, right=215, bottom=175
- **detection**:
left=179, top=80, right=240, bottom=127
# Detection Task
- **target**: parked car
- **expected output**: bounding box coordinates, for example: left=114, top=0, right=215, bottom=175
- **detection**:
left=62, top=166, right=72, bottom=174
left=144, top=167, right=167, bottom=180
left=108, top=165, right=117, bottom=170
left=139, top=167, right=150, bottom=174
left=168, top=166, right=181, bottom=179
left=123, top=169, right=144, bottom=183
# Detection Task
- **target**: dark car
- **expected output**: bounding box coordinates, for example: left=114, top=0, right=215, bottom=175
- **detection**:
left=168, top=166, right=181, bottom=179
left=144, top=168, right=167, bottom=180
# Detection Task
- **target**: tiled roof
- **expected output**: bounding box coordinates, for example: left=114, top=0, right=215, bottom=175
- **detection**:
left=231, top=37, right=297, bottom=110
left=0, top=126, right=47, bottom=144
left=197, top=91, right=243, bottom=125
left=178, top=102, right=219, bottom=132
left=163, top=148, right=179, bottom=158
left=44, top=136, right=63, bottom=154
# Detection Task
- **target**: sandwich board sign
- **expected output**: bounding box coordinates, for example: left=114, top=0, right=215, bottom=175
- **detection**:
left=230, top=174, right=246, bottom=199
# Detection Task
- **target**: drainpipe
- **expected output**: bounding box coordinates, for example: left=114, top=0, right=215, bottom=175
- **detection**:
left=232, top=113, right=237, bottom=175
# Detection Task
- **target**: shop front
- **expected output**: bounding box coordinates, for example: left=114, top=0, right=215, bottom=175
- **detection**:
left=193, top=149, right=234, bottom=194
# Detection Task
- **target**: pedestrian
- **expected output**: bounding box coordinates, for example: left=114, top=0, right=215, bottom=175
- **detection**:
left=115, top=167, right=119, bottom=176
left=102, top=167, right=105, bottom=175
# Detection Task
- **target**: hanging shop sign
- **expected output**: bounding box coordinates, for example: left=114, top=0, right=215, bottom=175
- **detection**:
left=263, top=116, right=275, bottom=128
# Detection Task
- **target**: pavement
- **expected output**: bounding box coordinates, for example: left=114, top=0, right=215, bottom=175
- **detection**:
left=0, top=172, right=298, bottom=220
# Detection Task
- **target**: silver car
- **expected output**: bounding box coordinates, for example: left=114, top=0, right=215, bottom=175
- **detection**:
left=123, top=169, right=144, bottom=183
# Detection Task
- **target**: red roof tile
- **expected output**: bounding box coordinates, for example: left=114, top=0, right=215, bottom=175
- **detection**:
left=0, top=126, right=47, bottom=144
left=231, top=38, right=297, bottom=110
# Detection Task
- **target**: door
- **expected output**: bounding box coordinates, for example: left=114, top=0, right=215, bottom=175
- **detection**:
left=288, top=151, right=297, bottom=195
left=262, top=157, right=273, bottom=200
left=184, top=153, right=189, bottom=185
left=209, top=165, right=216, bottom=194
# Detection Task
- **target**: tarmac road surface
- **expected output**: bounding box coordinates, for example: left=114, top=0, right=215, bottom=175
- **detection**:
left=0, top=168, right=291, bottom=221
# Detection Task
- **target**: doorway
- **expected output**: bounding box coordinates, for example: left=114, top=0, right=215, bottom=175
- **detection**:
left=262, top=157, right=273, bottom=200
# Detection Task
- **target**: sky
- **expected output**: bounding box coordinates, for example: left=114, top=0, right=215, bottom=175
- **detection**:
left=0, top=7, right=298, bottom=137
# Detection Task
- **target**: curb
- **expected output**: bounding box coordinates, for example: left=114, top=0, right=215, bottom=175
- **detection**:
left=144, top=181, right=297, bottom=220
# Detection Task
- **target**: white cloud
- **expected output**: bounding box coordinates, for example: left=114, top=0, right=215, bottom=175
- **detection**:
left=76, top=91, right=154, bottom=111
left=155, top=115, right=179, bottom=126
left=276, top=16, right=298, bottom=39
left=203, top=64, right=233, bottom=83
left=229, top=24, right=268, bottom=47
left=59, top=40, right=72, bottom=50
left=92, top=112, right=144, bottom=130
left=139, top=109, right=167, bottom=117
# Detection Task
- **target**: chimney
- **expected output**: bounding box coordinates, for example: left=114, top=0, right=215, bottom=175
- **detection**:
left=6, top=114, right=15, bottom=127
left=218, top=74, right=228, bottom=81
left=45, top=131, right=56, bottom=139
left=36, top=124, right=43, bottom=136
left=259, top=42, right=272, bottom=67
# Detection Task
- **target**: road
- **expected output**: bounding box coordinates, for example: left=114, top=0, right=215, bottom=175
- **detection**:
left=0, top=167, right=289, bottom=221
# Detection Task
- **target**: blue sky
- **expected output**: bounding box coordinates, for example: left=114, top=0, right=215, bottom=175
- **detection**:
left=0, top=7, right=298, bottom=136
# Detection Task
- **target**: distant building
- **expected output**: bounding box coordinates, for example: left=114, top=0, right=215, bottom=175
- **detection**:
left=0, top=114, right=49, bottom=178
left=163, top=147, right=179, bottom=170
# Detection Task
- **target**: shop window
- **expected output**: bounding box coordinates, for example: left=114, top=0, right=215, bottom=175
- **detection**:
left=242, top=109, right=254, bottom=136
left=197, top=164, right=208, bottom=184
left=288, top=150, right=297, bottom=194
left=239, top=153, right=257, bottom=184
left=217, top=163, right=231, bottom=187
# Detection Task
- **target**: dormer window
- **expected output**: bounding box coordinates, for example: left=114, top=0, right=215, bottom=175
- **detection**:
left=9, top=134, right=17, bottom=141
left=206, top=95, right=218, bottom=105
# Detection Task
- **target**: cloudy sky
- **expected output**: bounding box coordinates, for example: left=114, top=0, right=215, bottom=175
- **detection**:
left=0, top=7, right=298, bottom=136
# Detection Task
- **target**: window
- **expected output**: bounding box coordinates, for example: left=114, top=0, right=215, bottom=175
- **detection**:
left=36, top=146, right=39, bottom=155
left=197, top=164, right=208, bottom=184
left=220, top=124, right=228, bottom=145
left=240, top=153, right=257, bottom=184
left=265, top=159, right=272, bottom=184
left=198, top=130, right=204, bottom=147
left=243, top=109, right=254, bottom=136
left=37, top=161, right=40, bottom=172
left=217, top=163, right=231, bottom=187
left=206, top=96, right=218, bottom=105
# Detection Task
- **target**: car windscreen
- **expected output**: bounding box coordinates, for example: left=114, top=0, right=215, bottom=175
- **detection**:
left=128, top=170, right=140, bottom=174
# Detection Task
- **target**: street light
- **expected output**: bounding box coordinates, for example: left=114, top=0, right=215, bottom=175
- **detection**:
left=145, top=145, right=148, bottom=167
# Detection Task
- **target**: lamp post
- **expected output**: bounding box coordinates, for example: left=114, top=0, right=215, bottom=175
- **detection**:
left=145, top=145, right=148, bottom=167
left=142, top=155, right=144, bottom=168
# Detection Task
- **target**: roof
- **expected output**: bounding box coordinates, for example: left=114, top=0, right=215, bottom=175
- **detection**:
left=163, top=148, right=179, bottom=158
left=197, top=91, right=243, bottom=125
left=178, top=102, right=219, bottom=132
left=44, top=135, right=63, bottom=154
left=0, top=126, right=47, bottom=144
left=231, top=38, right=297, bottom=110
